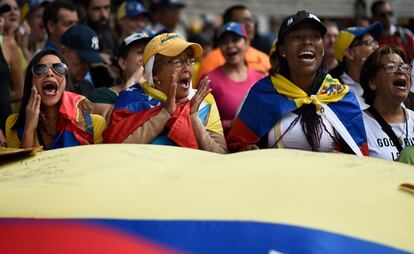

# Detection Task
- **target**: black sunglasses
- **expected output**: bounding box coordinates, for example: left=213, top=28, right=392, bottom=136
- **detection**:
left=32, top=63, right=68, bottom=77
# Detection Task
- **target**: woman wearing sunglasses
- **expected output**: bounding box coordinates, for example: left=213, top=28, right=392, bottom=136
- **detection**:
left=227, top=11, right=368, bottom=155
left=5, top=49, right=106, bottom=150
left=360, top=46, right=414, bottom=161
left=104, top=33, right=227, bottom=153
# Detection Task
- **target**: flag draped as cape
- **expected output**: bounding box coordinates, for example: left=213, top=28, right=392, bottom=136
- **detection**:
left=104, top=82, right=223, bottom=148
left=16, top=91, right=95, bottom=149
left=227, top=74, right=368, bottom=155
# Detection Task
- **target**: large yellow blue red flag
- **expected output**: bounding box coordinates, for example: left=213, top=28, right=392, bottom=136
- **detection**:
left=0, top=145, right=413, bottom=253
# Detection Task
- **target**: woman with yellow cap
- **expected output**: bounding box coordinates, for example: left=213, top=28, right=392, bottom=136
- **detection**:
left=104, top=33, right=227, bottom=153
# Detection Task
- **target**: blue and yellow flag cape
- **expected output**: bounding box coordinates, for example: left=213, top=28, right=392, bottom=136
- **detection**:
left=104, top=82, right=223, bottom=147
left=227, top=74, right=368, bottom=155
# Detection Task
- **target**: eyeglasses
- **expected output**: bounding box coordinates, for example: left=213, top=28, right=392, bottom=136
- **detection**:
left=379, top=11, right=393, bottom=18
left=32, top=63, right=68, bottom=77
left=167, top=58, right=196, bottom=68
left=380, top=62, right=412, bottom=74
left=239, top=17, right=255, bottom=24
left=350, top=39, right=378, bottom=48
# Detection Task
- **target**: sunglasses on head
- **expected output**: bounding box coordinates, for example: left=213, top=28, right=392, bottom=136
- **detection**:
left=32, top=63, right=68, bottom=77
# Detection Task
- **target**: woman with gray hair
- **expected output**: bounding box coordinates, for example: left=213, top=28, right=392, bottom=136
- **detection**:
left=103, top=33, right=227, bottom=153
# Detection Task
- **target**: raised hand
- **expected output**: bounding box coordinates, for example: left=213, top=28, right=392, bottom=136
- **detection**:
left=164, top=72, right=179, bottom=115
left=126, top=65, right=145, bottom=86
left=24, top=86, right=41, bottom=132
left=191, top=76, right=211, bottom=114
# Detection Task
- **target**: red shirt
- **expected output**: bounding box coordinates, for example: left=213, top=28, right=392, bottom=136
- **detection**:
left=377, top=27, right=414, bottom=62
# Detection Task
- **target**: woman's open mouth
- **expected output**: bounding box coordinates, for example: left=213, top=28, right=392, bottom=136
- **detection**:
left=298, top=51, right=315, bottom=63
left=393, top=78, right=407, bottom=90
left=42, top=81, right=58, bottom=96
left=178, top=77, right=190, bottom=89
left=226, top=51, right=238, bottom=57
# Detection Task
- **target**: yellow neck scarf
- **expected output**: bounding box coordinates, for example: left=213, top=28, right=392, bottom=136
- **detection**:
left=271, top=74, right=349, bottom=110
left=139, top=81, right=168, bottom=102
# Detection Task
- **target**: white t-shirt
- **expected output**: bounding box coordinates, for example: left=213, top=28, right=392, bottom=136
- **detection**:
left=267, top=112, right=336, bottom=152
left=340, top=72, right=369, bottom=110
left=363, top=109, right=414, bottom=161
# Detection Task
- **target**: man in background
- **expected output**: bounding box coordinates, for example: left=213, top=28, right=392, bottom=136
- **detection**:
left=43, top=0, right=78, bottom=50
left=149, top=0, right=186, bottom=36
left=115, top=0, right=150, bottom=43
left=60, top=24, right=105, bottom=97
left=82, top=0, right=119, bottom=88
left=323, top=21, right=339, bottom=72
left=371, top=0, right=414, bottom=62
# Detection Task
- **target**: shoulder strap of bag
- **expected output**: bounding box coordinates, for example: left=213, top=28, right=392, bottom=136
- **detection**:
left=367, top=107, right=403, bottom=152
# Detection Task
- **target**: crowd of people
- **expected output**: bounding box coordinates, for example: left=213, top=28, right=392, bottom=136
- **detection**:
left=0, top=0, right=413, bottom=164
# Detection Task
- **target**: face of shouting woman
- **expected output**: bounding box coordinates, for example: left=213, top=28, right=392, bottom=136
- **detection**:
left=32, top=54, right=67, bottom=108
left=279, top=22, right=324, bottom=83
left=371, top=53, right=412, bottom=106
left=154, top=48, right=195, bottom=100
left=219, top=33, right=248, bottom=66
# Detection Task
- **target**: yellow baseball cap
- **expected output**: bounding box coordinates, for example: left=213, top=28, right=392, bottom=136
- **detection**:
left=334, top=22, right=382, bottom=62
left=143, top=33, right=203, bottom=65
